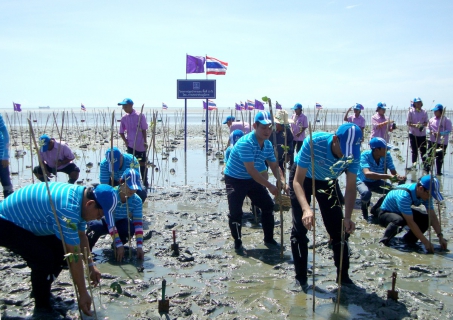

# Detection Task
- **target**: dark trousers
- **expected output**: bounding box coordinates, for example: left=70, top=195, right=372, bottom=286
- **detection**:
left=425, top=142, right=447, bottom=175
left=225, top=175, right=275, bottom=243
left=290, top=141, right=303, bottom=166
left=378, top=208, right=429, bottom=244
left=86, top=218, right=135, bottom=250
left=33, top=163, right=80, bottom=184
left=409, top=134, right=427, bottom=164
left=0, top=218, right=65, bottom=309
left=127, top=147, right=148, bottom=186
left=0, top=164, right=13, bottom=197
left=288, top=164, right=349, bottom=284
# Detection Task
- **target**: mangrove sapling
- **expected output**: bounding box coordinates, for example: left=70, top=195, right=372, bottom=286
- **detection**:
left=83, top=247, right=98, bottom=320
left=309, top=122, right=317, bottom=311
left=52, top=112, right=65, bottom=182
left=335, top=219, right=346, bottom=313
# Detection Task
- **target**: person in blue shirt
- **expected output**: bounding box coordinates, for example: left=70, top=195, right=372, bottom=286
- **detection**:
left=289, top=123, right=362, bottom=289
left=224, top=130, right=244, bottom=164
left=0, top=114, right=13, bottom=198
left=224, top=111, right=288, bottom=251
left=357, top=137, right=406, bottom=219
left=100, top=147, right=147, bottom=202
left=87, top=168, right=145, bottom=261
left=0, top=183, right=117, bottom=316
left=378, top=175, right=447, bottom=252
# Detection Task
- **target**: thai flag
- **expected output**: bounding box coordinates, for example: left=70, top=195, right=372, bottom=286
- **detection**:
left=81, top=103, right=86, bottom=111
left=162, top=102, right=168, bottom=110
left=316, top=103, right=323, bottom=109
left=13, top=102, right=21, bottom=112
left=203, top=100, right=217, bottom=110
left=246, top=100, right=254, bottom=110
left=276, top=102, right=282, bottom=110
left=240, top=101, right=245, bottom=110
left=206, top=56, right=228, bottom=75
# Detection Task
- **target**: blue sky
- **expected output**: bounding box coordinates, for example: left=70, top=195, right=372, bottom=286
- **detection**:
left=1, top=0, right=452, bottom=111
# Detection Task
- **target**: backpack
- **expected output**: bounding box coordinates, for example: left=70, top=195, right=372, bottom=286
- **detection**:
left=370, top=187, right=412, bottom=217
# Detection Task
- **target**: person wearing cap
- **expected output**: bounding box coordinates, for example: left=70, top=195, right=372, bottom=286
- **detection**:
left=271, top=110, right=294, bottom=174
left=224, top=111, right=288, bottom=251
left=0, top=113, right=13, bottom=198
left=33, top=134, right=80, bottom=184
left=0, top=182, right=117, bottom=316
left=344, top=103, right=366, bottom=138
left=118, top=98, right=149, bottom=188
left=99, top=147, right=147, bottom=202
left=357, top=137, right=406, bottom=220
left=290, top=103, right=308, bottom=156
left=425, top=104, right=451, bottom=175
left=289, top=123, right=362, bottom=288
left=225, top=130, right=245, bottom=164
left=223, top=115, right=251, bottom=134
left=370, top=102, right=394, bottom=142
left=87, top=169, right=144, bottom=261
left=407, top=97, right=428, bottom=168
left=377, top=175, right=447, bottom=253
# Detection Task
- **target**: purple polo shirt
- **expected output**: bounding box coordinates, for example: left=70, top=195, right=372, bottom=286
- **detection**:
left=40, top=140, right=75, bottom=169
left=291, top=113, right=308, bottom=142
left=119, top=109, right=148, bottom=152
left=407, top=108, right=428, bottom=137
left=428, top=116, right=452, bottom=145
left=347, top=114, right=366, bottom=129
left=230, top=122, right=251, bottom=133
left=370, top=113, right=391, bottom=142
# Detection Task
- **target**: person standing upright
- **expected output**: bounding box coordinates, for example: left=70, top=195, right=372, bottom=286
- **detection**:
left=344, top=103, right=366, bottom=138
left=290, top=103, right=308, bottom=159
left=0, top=113, right=13, bottom=198
left=370, top=102, right=394, bottom=142
left=426, top=104, right=452, bottom=175
left=118, top=98, right=149, bottom=188
left=407, top=97, right=428, bottom=168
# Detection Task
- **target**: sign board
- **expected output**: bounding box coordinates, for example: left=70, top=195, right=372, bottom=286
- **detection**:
left=177, top=79, right=216, bottom=99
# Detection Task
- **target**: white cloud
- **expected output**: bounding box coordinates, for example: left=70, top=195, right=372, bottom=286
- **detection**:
left=346, top=4, right=360, bottom=9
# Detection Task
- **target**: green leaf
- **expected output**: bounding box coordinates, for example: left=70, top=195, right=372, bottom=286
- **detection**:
left=110, top=282, right=123, bottom=294
left=262, top=96, right=269, bottom=102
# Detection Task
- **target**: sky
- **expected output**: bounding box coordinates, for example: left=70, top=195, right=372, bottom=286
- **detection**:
left=1, top=0, right=452, bottom=111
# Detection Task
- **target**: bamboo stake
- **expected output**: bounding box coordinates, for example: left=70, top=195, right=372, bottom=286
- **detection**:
left=383, top=105, right=393, bottom=174
left=309, top=122, right=316, bottom=311
left=83, top=247, right=98, bottom=320
left=335, top=219, right=345, bottom=313
left=405, top=105, right=411, bottom=170
left=52, top=112, right=65, bottom=182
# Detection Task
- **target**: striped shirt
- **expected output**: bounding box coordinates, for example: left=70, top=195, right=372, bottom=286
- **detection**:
left=347, top=114, right=366, bottom=129
left=99, top=153, right=139, bottom=184
left=225, top=146, right=232, bottom=164
left=0, top=183, right=86, bottom=245
left=295, top=132, right=360, bottom=180
left=113, top=189, right=143, bottom=247
left=381, top=183, right=433, bottom=216
left=407, top=108, right=428, bottom=137
left=0, top=114, right=9, bottom=160
left=224, top=131, right=275, bottom=179
left=119, top=110, right=148, bottom=152
left=40, top=140, right=75, bottom=169
left=357, top=150, right=395, bottom=183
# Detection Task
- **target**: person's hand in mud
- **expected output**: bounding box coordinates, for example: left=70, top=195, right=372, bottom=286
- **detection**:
left=136, top=247, right=144, bottom=260
left=439, top=237, right=448, bottom=251
left=302, top=209, right=314, bottom=230
left=115, top=246, right=125, bottom=262
left=344, top=218, right=355, bottom=234
left=89, top=265, right=101, bottom=287
left=78, top=291, right=93, bottom=316
left=1, top=160, right=9, bottom=168
left=423, top=240, right=435, bottom=253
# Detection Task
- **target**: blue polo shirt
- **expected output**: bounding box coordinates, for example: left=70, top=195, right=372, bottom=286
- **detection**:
left=113, top=189, right=142, bottom=222
left=99, top=153, right=139, bottom=184
left=295, top=132, right=360, bottom=180
left=0, top=114, right=9, bottom=160
left=0, top=182, right=86, bottom=245
left=224, top=132, right=276, bottom=179
left=357, top=150, right=395, bottom=183
left=381, top=183, right=433, bottom=216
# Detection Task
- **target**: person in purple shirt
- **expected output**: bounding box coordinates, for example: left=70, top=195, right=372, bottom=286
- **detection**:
left=223, top=115, right=251, bottom=133
left=344, top=103, right=366, bottom=139
left=118, top=98, right=149, bottom=188
left=425, top=104, right=452, bottom=175
left=290, top=103, right=308, bottom=159
left=407, top=97, right=428, bottom=168
left=33, top=134, right=80, bottom=184
left=370, top=102, right=394, bottom=142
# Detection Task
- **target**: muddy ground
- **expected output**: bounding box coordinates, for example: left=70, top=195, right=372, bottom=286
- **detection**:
left=1, top=123, right=453, bottom=319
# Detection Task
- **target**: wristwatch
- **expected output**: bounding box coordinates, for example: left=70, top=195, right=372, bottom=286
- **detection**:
left=437, top=232, right=443, bottom=238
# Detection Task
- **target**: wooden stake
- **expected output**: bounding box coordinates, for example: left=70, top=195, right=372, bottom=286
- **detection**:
left=309, top=122, right=316, bottom=311
left=335, top=219, right=345, bottom=313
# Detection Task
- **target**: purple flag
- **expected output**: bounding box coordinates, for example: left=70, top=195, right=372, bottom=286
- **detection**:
left=276, top=102, right=282, bottom=110
left=186, top=55, right=205, bottom=74
left=13, top=102, right=21, bottom=112
left=254, top=99, right=265, bottom=110
left=235, top=103, right=242, bottom=111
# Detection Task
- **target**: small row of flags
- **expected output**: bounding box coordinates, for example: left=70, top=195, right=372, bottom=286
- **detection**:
left=186, top=55, right=228, bottom=75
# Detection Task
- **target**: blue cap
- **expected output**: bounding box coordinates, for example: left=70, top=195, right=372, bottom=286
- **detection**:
left=292, top=103, right=303, bottom=110
left=121, top=168, right=142, bottom=191
left=223, top=115, right=235, bottom=124
left=93, top=184, right=118, bottom=227
left=254, top=111, right=272, bottom=125
left=432, top=104, right=444, bottom=112
left=377, top=102, right=387, bottom=109
left=354, top=103, right=364, bottom=110
left=419, top=175, right=443, bottom=201
left=335, top=123, right=362, bottom=159
left=413, top=97, right=422, bottom=103
left=39, top=134, right=51, bottom=152
left=106, top=147, right=122, bottom=172
left=369, top=137, right=394, bottom=150
left=230, top=129, right=244, bottom=146
left=118, top=98, right=134, bottom=105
